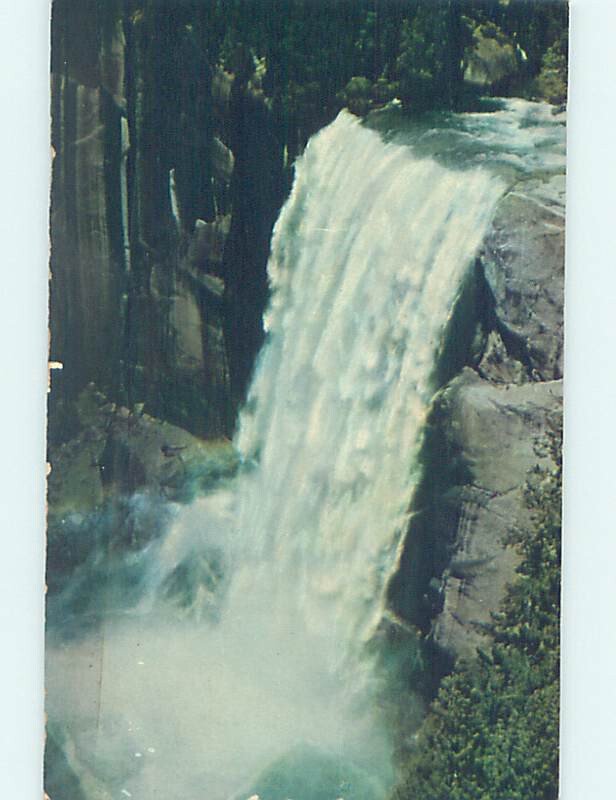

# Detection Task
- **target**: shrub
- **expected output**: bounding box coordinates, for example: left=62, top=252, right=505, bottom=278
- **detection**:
left=535, top=44, right=568, bottom=105
left=344, top=76, right=373, bottom=115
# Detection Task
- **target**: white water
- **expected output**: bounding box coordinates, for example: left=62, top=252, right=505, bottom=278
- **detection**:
left=229, top=111, right=504, bottom=666
left=46, top=102, right=564, bottom=799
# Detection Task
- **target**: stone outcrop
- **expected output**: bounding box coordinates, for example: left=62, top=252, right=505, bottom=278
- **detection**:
left=48, top=385, right=237, bottom=511
left=431, top=371, right=562, bottom=659
left=432, top=179, right=563, bottom=662
left=390, top=170, right=565, bottom=668
left=479, top=174, right=566, bottom=381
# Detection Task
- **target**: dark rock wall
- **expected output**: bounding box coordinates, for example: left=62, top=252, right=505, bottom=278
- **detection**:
left=49, top=1, right=289, bottom=445
left=49, top=74, right=124, bottom=432
left=50, top=1, right=126, bottom=443
left=222, top=75, right=286, bottom=405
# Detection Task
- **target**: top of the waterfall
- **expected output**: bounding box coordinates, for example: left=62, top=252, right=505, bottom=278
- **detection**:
left=365, top=97, right=566, bottom=183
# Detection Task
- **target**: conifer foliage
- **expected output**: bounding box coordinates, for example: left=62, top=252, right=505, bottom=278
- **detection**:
left=393, top=419, right=562, bottom=800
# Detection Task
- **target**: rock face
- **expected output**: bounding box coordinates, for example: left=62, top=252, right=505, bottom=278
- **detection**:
left=48, top=386, right=237, bottom=515
left=49, top=2, right=288, bottom=444
left=480, top=175, right=566, bottom=381
left=49, top=74, right=125, bottom=425
left=431, top=371, right=562, bottom=659
left=390, top=171, right=565, bottom=667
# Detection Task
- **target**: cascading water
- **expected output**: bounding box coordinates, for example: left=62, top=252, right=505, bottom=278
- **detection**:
left=232, top=110, right=503, bottom=658
left=46, top=101, right=565, bottom=800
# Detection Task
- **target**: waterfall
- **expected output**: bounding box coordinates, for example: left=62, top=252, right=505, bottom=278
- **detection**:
left=46, top=103, right=568, bottom=800
left=230, top=111, right=504, bottom=667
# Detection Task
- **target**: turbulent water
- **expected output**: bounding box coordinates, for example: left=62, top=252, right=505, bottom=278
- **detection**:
left=46, top=100, right=565, bottom=800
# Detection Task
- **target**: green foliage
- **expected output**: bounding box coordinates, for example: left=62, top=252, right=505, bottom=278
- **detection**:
left=535, top=42, right=568, bottom=105
left=395, top=3, right=469, bottom=110
left=371, top=77, right=401, bottom=105
left=464, top=20, right=520, bottom=89
left=345, top=76, right=373, bottom=98
left=395, top=17, right=435, bottom=107
left=344, top=76, right=373, bottom=115
left=117, top=0, right=567, bottom=135
left=461, top=0, right=568, bottom=78
left=393, top=420, right=562, bottom=800
left=59, top=0, right=569, bottom=139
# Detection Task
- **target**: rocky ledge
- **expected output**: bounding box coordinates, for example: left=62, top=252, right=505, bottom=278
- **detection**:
left=389, top=169, right=565, bottom=667
left=431, top=370, right=561, bottom=659
left=437, top=172, right=563, bottom=662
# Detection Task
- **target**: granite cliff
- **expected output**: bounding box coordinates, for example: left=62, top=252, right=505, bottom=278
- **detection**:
left=387, top=170, right=564, bottom=669
left=49, top=1, right=289, bottom=445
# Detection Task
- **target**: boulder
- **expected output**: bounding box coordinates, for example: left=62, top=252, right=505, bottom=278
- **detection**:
left=480, top=174, right=566, bottom=380
left=477, top=328, right=529, bottom=384
left=465, top=23, right=521, bottom=90
left=186, top=215, right=230, bottom=271
left=212, top=136, right=235, bottom=184
left=431, top=369, right=562, bottom=660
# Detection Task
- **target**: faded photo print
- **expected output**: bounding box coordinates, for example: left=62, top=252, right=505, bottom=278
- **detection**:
left=46, top=2, right=567, bottom=798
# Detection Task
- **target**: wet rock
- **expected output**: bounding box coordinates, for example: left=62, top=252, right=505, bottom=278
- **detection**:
left=46, top=386, right=239, bottom=615
left=186, top=216, right=230, bottom=271
left=162, top=548, right=227, bottom=622
left=223, top=76, right=286, bottom=406
left=102, top=409, right=237, bottom=498
left=212, top=136, right=235, bottom=184
left=477, top=329, right=529, bottom=384
left=480, top=175, right=565, bottom=380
